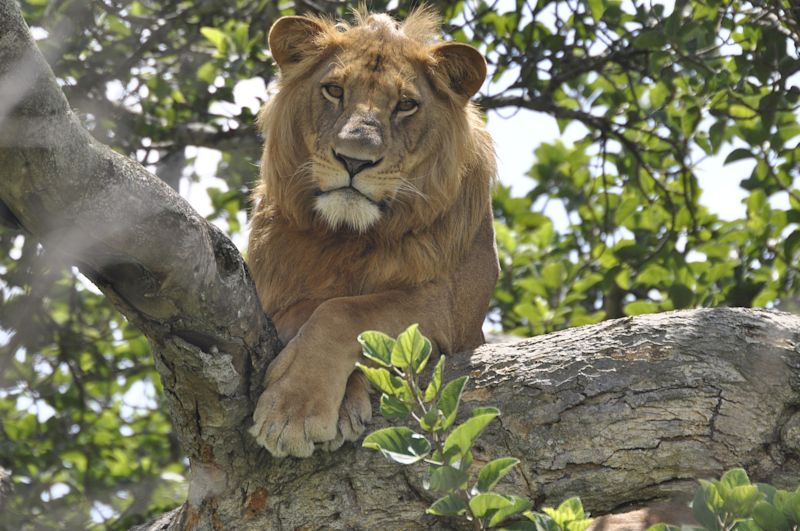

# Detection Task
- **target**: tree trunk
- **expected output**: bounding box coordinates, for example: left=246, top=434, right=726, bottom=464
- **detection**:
left=2, top=2, right=799, bottom=529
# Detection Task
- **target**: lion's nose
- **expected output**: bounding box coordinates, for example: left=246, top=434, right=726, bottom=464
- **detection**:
left=333, top=150, right=381, bottom=177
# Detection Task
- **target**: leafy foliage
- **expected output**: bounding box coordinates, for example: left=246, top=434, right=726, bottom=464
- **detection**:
left=488, top=0, right=800, bottom=334
left=1, top=0, right=799, bottom=527
left=648, top=468, right=800, bottom=531
left=0, top=235, right=184, bottom=529
left=358, top=325, right=592, bottom=531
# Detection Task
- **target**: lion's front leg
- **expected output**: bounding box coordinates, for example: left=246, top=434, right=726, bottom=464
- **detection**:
left=249, top=290, right=453, bottom=457
left=249, top=341, right=339, bottom=457
left=249, top=308, right=372, bottom=457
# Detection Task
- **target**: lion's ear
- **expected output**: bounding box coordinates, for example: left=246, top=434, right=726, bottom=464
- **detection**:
left=268, top=16, right=327, bottom=70
left=430, top=42, right=486, bottom=100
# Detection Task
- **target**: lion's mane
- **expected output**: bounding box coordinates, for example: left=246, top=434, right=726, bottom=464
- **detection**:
left=249, top=7, right=496, bottom=324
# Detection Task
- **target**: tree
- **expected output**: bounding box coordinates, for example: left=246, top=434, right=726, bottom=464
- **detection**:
left=1, top=0, right=799, bottom=528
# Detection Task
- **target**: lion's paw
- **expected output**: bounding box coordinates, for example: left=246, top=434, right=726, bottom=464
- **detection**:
left=320, top=371, right=373, bottom=452
left=249, top=376, right=340, bottom=458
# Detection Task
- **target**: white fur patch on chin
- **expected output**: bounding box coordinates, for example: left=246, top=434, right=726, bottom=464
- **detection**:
left=314, top=190, right=382, bottom=232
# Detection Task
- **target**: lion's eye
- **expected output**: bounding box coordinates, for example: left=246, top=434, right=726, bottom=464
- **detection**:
left=396, top=98, right=418, bottom=114
left=322, top=84, right=344, bottom=103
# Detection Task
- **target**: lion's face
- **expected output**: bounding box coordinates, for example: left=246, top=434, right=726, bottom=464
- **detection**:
left=302, top=21, right=439, bottom=232
left=261, top=10, right=489, bottom=233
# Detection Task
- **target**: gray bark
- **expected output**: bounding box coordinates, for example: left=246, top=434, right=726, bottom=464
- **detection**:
left=2, top=2, right=799, bottom=530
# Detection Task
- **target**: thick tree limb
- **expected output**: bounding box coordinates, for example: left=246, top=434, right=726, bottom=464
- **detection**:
left=143, top=308, right=800, bottom=529
left=459, top=309, right=800, bottom=510
left=2, top=2, right=800, bottom=529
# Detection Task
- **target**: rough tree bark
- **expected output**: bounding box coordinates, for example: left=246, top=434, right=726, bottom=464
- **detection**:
left=2, top=2, right=799, bottom=530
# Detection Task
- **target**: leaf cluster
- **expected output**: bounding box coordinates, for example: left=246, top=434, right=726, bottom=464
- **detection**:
left=649, top=468, right=800, bottom=531
left=0, top=234, right=184, bottom=530
left=487, top=0, right=800, bottom=335
left=358, top=325, right=592, bottom=531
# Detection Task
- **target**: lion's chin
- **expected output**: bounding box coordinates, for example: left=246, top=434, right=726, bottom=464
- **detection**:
left=313, top=189, right=382, bottom=233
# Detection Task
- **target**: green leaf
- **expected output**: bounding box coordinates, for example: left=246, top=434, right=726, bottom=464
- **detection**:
left=587, top=0, right=605, bottom=21
left=633, top=29, right=666, bottom=49
left=752, top=500, right=790, bottom=531
left=470, top=492, right=514, bottom=519
left=233, top=23, right=250, bottom=51
left=681, top=106, right=701, bottom=137
left=455, top=449, right=473, bottom=473
left=538, top=497, right=592, bottom=531
left=60, top=450, right=88, bottom=473
left=773, top=489, right=800, bottom=522
left=722, top=485, right=760, bottom=518
left=783, top=230, right=800, bottom=260
left=488, top=495, right=533, bottom=527
left=419, top=407, right=441, bottom=431
left=437, top=375, right=468, bottom=430
left=556, top=496, right=586, bottom=521
left=171, top=89, right=186, bottom=104
left=429, top=465, right=468, bottom=493
left=476, top=457, right=520, bottom=493
left=391, top=324, right=431, bottom=372
left=649, top=82, right=670, bottom=108
left=667, top=283, right=694, bottom=309
left=614, top=197, right=639, bottom=225
left=724, top=148, right=754, bottom=165
left=498, top=520, right=538, bottom=531
left=379, top=394, right=412, bottom=420
left=565, top=519, right=593, bottom=531
left=197, top=61, right=216, bottom=84
left=358, top=331, right=395, bottom=367
left=720, top=468, right=751, bottom=488
left=542, top=262, right=563, bottom=288
left=756, top=482, right=778, bottom=503
left=442, top=408, right=499, bottom=463
left=636, top=264, right=671, bottom=285
left=614, top=268, right=631, bottom=290
left=709, top=120, right=726, bottom=151
left=424, top=355, right=445, bottom=402
left=694, top=480, right=723, bottom=530
left=523, top=512, right=560, bottom=531
left=624, top=300, right=659, bottom=316
left=362, top=427, right=431, bottom=465
left=357, top=364, right=412, bottom=401
left=427, top=493, right=468, bottom=516
left=773, top=489, right=794, bottom=520
left=200, top=26, right=227, bottom=52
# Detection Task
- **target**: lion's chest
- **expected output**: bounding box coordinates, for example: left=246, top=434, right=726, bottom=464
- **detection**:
left=258, top=225, right=418, bottom=314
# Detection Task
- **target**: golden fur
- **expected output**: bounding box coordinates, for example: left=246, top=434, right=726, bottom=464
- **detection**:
left=248, top=7, right=498, bottom=457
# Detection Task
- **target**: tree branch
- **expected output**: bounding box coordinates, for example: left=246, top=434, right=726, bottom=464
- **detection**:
left=147, top=307, right=800, bottom=529
left=0, top=0, right=279, bottom=481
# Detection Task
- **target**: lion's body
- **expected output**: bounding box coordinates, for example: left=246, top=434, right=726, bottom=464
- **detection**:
left=248, top=8, right=498, bottom=457
left=249, top=212, right=494, bottom=348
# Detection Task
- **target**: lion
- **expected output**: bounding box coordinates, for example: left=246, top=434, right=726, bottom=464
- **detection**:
left=247, top=7, right=498, bottom=458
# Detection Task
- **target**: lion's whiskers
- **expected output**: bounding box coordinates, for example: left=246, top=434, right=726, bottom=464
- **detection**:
left=396, top=176, right=430, bottom=206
